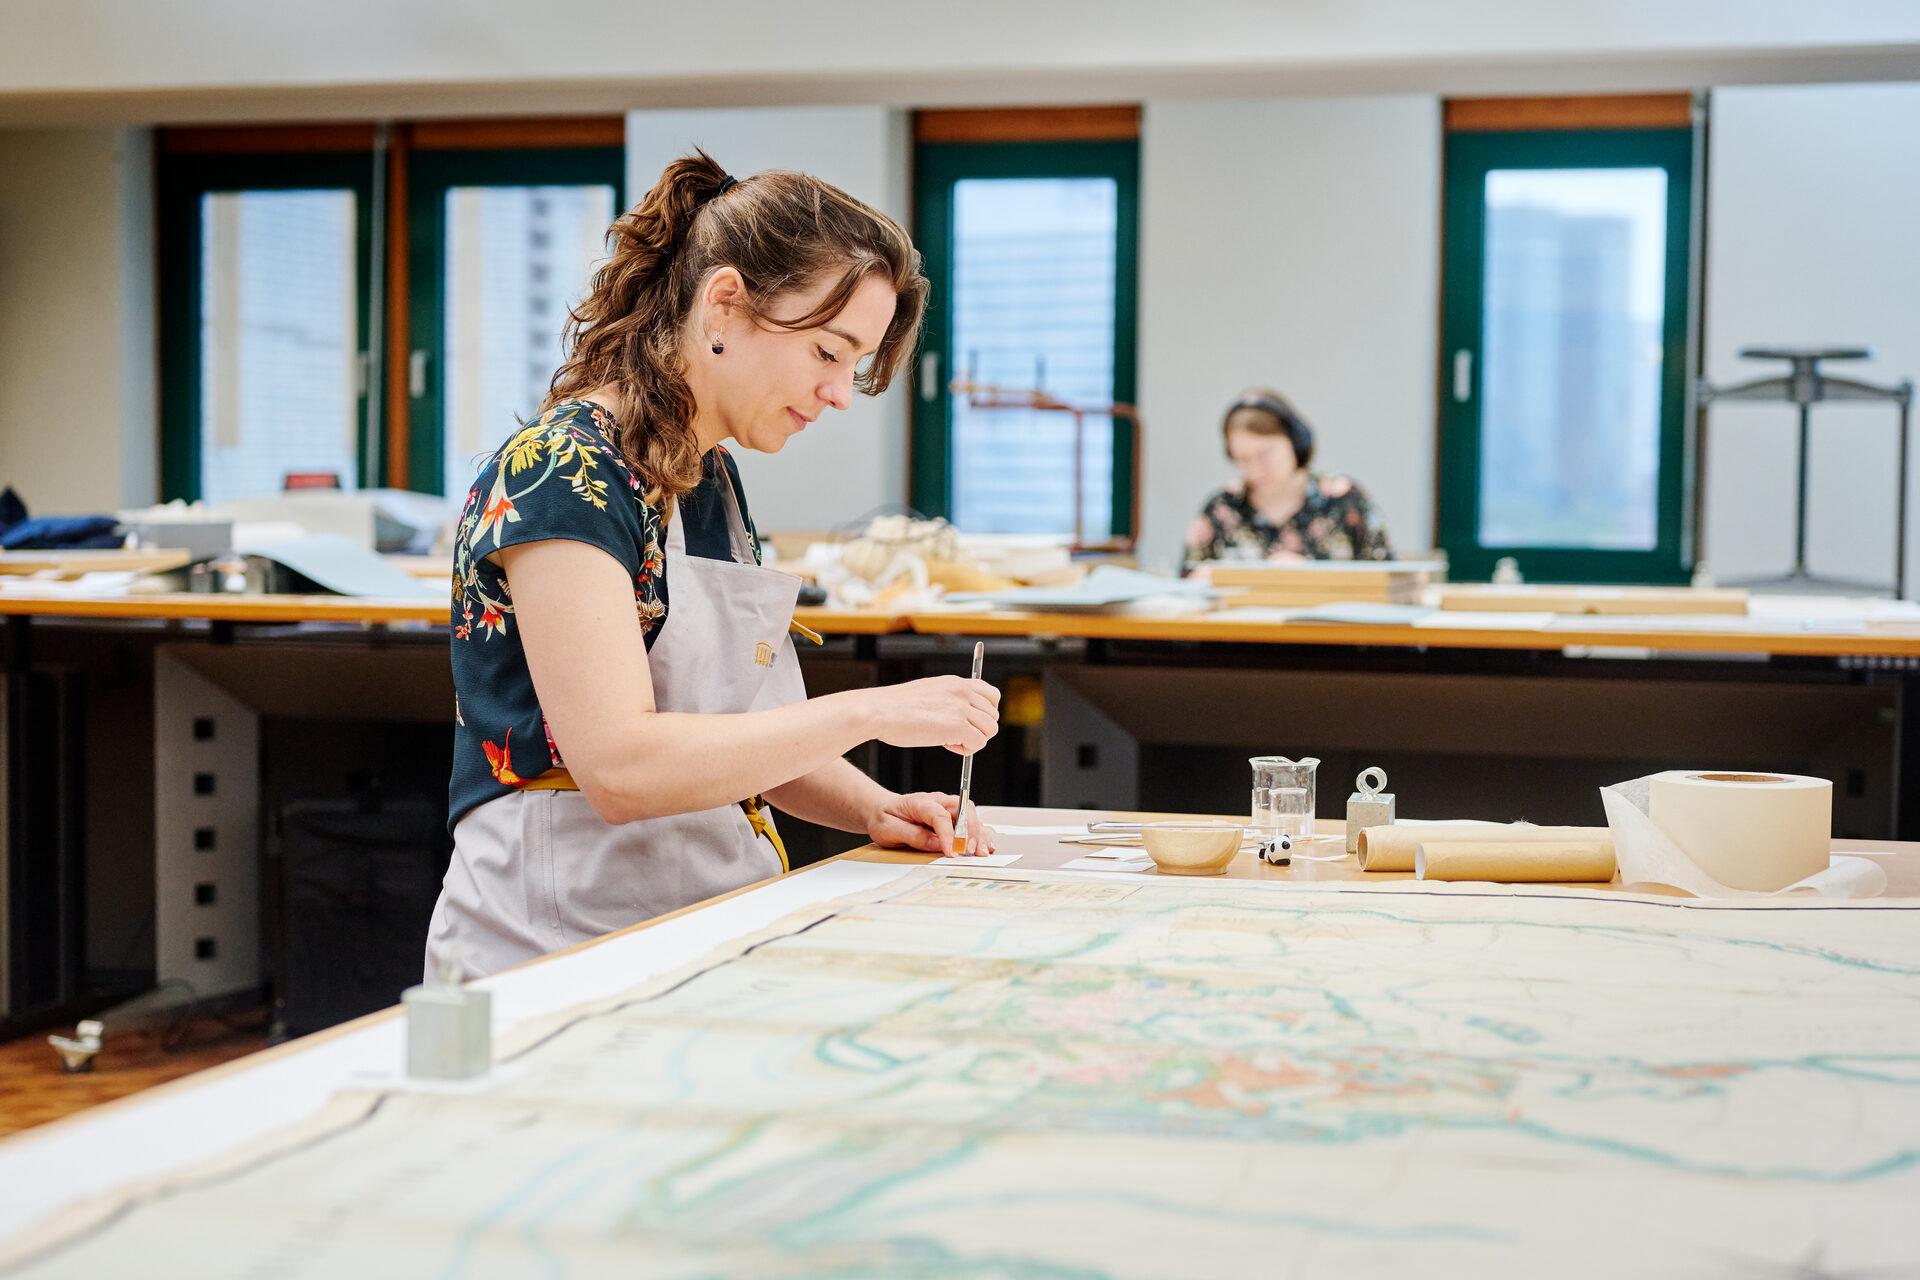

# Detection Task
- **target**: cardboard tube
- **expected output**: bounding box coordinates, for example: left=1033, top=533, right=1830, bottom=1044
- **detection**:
left=1414, top=840, right=1617, bottom=883
left=1356, top=823, right=1611, bottom=872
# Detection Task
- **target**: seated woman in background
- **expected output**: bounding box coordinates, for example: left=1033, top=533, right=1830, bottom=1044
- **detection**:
left=1183, top=388, right=1393, bottom=572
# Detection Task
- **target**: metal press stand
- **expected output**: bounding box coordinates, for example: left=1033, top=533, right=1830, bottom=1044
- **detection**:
left=1697, top=346, right=1914, bottom=599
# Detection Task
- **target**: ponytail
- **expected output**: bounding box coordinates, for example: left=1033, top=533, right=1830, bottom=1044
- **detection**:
left=545, top=151, right=731, bottom=510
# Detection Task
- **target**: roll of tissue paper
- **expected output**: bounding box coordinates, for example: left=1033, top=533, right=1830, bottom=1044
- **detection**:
left=1645, top=771, right=1831, bottom=892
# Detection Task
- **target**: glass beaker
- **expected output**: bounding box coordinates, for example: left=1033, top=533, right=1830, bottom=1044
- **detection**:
left=1250, top=756, right=1319, bottom=841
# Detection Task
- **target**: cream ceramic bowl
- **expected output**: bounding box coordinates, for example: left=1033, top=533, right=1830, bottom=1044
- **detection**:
left=1141, top=821, right=1242, bottom=876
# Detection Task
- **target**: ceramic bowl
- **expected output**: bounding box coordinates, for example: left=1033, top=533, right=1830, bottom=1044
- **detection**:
left=1141, top=821, right=1242, bottom=876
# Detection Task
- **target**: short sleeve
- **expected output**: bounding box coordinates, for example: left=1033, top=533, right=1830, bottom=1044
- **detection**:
left=462, top=404, right=652, bottom=577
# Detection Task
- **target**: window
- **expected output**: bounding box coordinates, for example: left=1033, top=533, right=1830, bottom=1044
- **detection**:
left=158, top=136, right=376, bottom=502
left=157, top=120, right=623, bottom=503
left=404, top=134, right=623, bottom=495
left=1437, top=97, right=1700, bottom=583
left=912, top=110, right=1140, bottom=547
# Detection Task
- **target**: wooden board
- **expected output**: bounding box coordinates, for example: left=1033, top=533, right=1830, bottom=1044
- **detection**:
left=1439, top=584, right=1750, bottom=616
left=0, top=550, right=190, bottom=577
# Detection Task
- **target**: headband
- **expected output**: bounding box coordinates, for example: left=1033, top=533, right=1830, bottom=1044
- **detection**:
left=1229, top=395, right=1295, bottom=426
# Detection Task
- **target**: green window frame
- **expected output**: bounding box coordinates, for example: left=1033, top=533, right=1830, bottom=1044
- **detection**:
left=403, top=146, right=625, bottom=495
left=911, top=139, right=1140, bottom=543
left=1437, top=127, right=1698, bottom=583
left=157, top=150, right=378, bottom=501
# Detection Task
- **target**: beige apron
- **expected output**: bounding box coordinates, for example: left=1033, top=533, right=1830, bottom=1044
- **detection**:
left=425, top=472, right=805, bottom=978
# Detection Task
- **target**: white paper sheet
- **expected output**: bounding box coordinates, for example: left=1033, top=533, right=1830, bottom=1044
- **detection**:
left=1416, top=610, right=1559, bottom=630
left=1061, top=854, right=1154, bottom=872
left=0, top=860, right=915, bottom=1242
left=931, top=852, right=1022, bottom=866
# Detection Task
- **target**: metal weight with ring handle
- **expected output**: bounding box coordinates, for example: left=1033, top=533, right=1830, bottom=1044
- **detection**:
left=1346, top=766, right=1396, bottom=856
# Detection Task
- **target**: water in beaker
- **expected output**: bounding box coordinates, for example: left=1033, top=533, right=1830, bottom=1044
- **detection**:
left=1251, top=755, right=1319, bottom=840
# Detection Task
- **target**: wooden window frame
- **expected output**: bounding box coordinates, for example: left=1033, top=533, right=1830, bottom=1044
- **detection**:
left=914, top=105, right=1140, bottom=145
left=1445, top=95, right=1694, bottom=134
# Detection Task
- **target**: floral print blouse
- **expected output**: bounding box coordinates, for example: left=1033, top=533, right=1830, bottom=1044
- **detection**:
left=1183, top=474, right=1393, bottom=569
left=447, top=400, right=760, bottom=830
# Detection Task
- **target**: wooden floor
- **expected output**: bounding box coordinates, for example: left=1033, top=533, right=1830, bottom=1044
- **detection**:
left=0, top=1011, right=271, bottom=1139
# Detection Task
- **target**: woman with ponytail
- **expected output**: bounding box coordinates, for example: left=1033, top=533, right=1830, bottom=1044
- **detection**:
left=426, top=153, right=999, bottom=977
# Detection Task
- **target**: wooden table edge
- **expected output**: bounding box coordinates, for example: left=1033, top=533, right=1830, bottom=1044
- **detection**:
left=905, top=610, right=1920, bottom=658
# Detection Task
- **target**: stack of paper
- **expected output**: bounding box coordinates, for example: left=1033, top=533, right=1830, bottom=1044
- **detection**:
left=1211, top=559, right=1443, bottom=607
left=943, top=565, right=1215, bottom=613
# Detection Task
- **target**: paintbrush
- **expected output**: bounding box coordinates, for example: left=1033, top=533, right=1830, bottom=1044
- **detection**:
left=954, top=640, right=985, bottom=854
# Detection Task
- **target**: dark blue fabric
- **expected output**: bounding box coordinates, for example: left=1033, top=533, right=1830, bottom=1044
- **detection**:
left=0, top=516, right=123, bottom=550
left=0, top=486, right=123, bottom=549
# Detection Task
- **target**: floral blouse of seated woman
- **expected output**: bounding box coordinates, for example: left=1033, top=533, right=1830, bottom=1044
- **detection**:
left=1183, top=390, right=1392, bottom=573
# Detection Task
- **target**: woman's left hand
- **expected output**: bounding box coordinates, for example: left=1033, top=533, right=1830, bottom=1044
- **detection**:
left=867, top=791, right=999, bottom=856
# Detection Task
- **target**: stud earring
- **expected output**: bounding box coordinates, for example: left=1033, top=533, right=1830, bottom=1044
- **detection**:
left=710, top=336, right=725, bottom=355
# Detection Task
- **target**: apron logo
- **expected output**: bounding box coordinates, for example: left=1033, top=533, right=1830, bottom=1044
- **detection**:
left=753, top=641, right=775, bottom=668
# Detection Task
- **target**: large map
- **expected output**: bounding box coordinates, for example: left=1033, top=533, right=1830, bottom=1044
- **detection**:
left=5, top=871, right=1918, bottom=1277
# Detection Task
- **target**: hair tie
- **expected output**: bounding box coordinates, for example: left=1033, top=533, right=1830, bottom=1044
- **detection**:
left=716, top=174, right=739, bottom=196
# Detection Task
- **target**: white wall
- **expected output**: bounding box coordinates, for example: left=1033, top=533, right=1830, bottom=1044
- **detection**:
left=1135, top=97, right=1442, bottom=570
left=0, top=126, right=156, bottom=515
left=625, top=108, right=912, bottom=533
left=8, top=2, right=1920, bottom=125
left=1703, top=82, right=1920, bottom=596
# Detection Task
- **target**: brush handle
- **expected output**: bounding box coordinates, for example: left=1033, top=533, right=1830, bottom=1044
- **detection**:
left=955, top=641, right=985, bottom=850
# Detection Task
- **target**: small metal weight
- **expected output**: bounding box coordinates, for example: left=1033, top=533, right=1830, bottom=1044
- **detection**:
left=1346, top=766, right=1395, bottom=855
left=404, top=948, right=491, bottom=1081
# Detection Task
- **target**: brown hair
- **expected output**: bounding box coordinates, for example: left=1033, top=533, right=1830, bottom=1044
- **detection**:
left=544, top=149, right=928, bottom=508
left=1222, top=386, right=1314, bottom=468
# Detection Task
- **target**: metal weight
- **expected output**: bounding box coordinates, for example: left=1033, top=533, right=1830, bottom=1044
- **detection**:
left=1346, top=766, right=1396, bottom=856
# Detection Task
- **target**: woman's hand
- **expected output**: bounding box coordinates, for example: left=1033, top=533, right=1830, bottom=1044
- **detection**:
left=860, top=676, right=1000, bottom=755
left=866, top=792, right=999, bottom=856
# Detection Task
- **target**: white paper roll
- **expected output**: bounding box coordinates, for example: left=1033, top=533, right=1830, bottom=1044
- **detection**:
left=1645, top=771, right=1832, bottom=892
